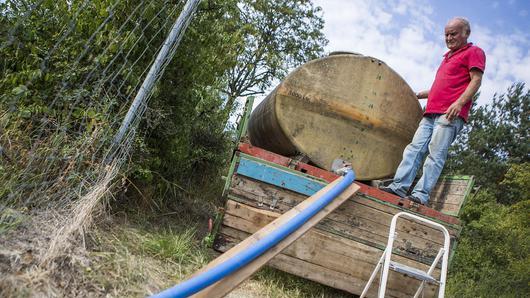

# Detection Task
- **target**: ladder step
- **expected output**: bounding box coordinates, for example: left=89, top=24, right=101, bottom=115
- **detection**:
left=389, top=261, right=438, bottom=283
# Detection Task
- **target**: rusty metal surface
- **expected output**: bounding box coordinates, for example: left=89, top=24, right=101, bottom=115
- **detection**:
left=247, top=87, right=297, bottom=156
left=248, top=53, right=422, bottom=180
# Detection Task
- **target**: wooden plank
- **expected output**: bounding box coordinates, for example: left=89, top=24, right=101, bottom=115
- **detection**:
left=201, top=177, right=340, bottom=271
left=238, top=142, right=292, bottom=168
left=216, top=225, right=439, bottom=297
left=238, top=142, right=471, bottom=219
left=429, top=177, right=474, bottom=216
left=228, top=195, right=443, bottom=263
left=351, top=194, right=460, bottom=232
left=238, top=142, right=339, bottom=182
left=191, top=179, right=359, bottom=298
left=230, top=175, right=460, bottom=235
left=229, top=175, right=458, bottom=264
left=236, top=155, right=327, bottom=196
left=221, top=201, right=447, bottom=273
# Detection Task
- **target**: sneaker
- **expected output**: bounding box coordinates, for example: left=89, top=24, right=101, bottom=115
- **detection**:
left=406, top=195, right=425, bottom=205
left=379, top=186, right=404, bottom=198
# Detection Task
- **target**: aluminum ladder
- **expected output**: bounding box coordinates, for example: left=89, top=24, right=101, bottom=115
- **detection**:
left=360, top=211, right=451, bottom=298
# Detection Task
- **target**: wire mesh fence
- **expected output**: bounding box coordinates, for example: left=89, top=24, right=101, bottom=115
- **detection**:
left=1, top=0, right=188, bottom=208
left=0, top=0, right=201, bottom=260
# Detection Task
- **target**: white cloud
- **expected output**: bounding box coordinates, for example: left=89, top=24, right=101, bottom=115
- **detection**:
left=313, top=0, right=443, bottom=98
left=473, top=25, right=530, bottom=103
left=313, top=0, right=530, bottom=107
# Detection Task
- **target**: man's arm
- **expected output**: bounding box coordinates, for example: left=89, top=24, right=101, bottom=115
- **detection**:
left=416, top=90, right=429, bottom=99
left=445, top=69, right=483, bottom=121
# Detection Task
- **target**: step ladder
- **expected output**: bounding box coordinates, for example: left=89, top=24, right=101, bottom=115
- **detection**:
left=360, top=211, right=451, bottom=298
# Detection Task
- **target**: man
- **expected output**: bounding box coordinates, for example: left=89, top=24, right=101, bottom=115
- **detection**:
left=381, top=17, right=486, bottom=205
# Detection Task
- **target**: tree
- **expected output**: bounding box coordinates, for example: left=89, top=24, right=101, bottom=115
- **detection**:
left=131, top=0, right=328, bottom=204
left=221, top=0, right=327, bottom=117
left=447, top=163, right=530, bottom=297
left=445, top=83, right=530, bottom=200
left=445, top=84, right=530, bottom=297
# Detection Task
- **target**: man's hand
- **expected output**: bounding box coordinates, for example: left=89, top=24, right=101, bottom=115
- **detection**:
left=445, top=69, right=483, bottom=121
left=416, top=90, right=429, bottom=99
left=445, top=100, right=464, bottom=121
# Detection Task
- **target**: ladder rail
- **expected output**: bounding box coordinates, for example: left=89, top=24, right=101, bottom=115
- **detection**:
left=413, top=248, right=445, bottom=298
left=360, top=248, right=387, bottom=298
left=379, top=212, right=451, bottom=298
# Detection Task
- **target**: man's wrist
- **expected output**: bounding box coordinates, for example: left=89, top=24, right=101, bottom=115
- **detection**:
left=455, top=98, right=467, bottom=107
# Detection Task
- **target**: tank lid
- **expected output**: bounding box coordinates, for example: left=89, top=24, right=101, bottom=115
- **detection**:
left=328, top=51, right=363, bottom=56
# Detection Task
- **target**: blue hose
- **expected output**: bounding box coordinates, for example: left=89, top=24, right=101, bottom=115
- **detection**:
left=152, top=170, right=355, bottom=298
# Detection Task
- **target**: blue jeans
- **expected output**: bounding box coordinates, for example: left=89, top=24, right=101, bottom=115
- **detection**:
left=388, top=114, right=464, bottom=204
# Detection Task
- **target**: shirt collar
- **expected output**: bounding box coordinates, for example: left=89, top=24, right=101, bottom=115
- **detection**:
left=444, top=42, right=473, bottom=58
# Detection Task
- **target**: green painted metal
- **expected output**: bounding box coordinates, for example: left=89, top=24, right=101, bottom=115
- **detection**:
left=457, top=175, right=475, bottom=217
left=213, top=97, right=257, bottom=242
left=438, top=175, right=473, bottom=180
left=222, top=154, right=240, bottom=198
left=236, top=96, right=255, bottom=143
left=222, top=96, right=255, bottom=198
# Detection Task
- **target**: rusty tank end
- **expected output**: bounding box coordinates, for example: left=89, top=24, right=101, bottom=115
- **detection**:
left=248, top=53, right=422, bottom=180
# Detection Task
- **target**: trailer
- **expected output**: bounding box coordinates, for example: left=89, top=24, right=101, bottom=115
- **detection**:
left=153, top=86, right=474, bottom=297
left=212, top=140, right=472, bottom=297
left=167, top=93, right=472, bottom=298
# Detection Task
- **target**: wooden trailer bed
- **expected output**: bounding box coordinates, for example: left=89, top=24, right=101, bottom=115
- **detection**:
left=213, top=143, right=474, bottom=297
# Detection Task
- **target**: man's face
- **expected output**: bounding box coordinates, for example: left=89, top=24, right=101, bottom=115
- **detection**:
left=445, top=21, right=469, bottom=51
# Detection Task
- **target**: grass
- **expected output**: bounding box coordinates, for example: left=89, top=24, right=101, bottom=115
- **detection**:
left=232, top=267, right=353, bottom=298
left=0, top=208, right=26, bottom=234
left=82, top=211, right=211, bottom=297
left=0, top=174, right=351, bottom=298
left=79, top=203, right=352, bottom=298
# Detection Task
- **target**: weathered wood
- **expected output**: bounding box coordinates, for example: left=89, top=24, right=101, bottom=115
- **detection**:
left=217, top=224, right=439, bottom=297
left=429, top=177, right=473, bottom=215
left=231, top=174, right=460, bottom=234
left=214, top=142, right=470, bottom=297
left=229, top=175, right=458, bottom=264
left=221, top=203, right=443, bottom=276
left=237, top=142, right=473, bottom=217
left=191, top=179, right=359, bottom=298
left=236, top=155, right=327, bottom=196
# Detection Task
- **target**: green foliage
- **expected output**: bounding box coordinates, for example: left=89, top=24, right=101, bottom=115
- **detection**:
left=0, top=0, right=328, bottom=212
left=130, top=0, right=327, bottom=206
left=0, top=0, right=148, bottom=207
left=142, top=228, right=199, bottom=264
left=252, top=267, right=350, bottom=298
left=445, top=84, right=530, bottom=297
left=222, top=0, right=328, bottom=114
left=446, top=83, right=529, bottom=199
left=448, top=163, right=530, bottom=297
left=499, top=163, right=530, bottom=205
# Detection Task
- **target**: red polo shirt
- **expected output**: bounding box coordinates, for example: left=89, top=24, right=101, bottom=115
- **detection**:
left=426, top=43, right=486, bottom=122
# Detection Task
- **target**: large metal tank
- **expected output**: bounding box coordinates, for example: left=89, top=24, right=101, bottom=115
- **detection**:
left=248, top=53, right=423, bottom=180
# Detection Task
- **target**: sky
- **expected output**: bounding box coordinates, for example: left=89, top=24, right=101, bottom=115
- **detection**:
left=311, top=0, right=530, bottom=107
